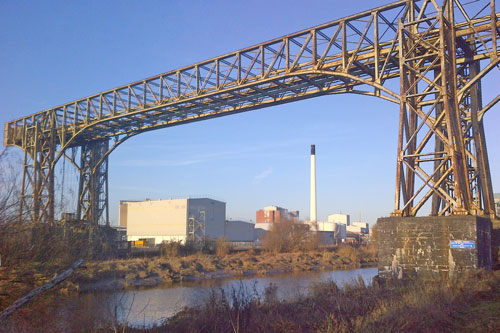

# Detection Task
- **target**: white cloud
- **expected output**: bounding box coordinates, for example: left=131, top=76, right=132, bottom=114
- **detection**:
left=112, top=185, right=164, bottom=194
left=114, top=158, right=204, bottom=167
left=115, top=137, right=336, bottom=168
left=253, top=167, right=273, bottom=184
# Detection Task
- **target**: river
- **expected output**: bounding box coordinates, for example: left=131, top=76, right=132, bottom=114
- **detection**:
left=99, top=267, right=377, bottom=328
left=3, top=267, right=377, bottom=331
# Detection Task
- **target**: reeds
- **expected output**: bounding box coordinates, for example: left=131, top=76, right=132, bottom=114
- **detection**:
left=162, top=270, right=500, bottom=332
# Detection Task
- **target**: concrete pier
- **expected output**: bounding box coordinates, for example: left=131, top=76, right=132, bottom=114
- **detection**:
left=377, top=216, right=492, bottom=279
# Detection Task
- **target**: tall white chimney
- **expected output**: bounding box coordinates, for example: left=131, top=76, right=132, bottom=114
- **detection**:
left=310, top=144, right=317, bottom=223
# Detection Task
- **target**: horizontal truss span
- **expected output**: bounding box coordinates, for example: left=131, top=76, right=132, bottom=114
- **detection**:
left=5, top=1, right=499, bottom=151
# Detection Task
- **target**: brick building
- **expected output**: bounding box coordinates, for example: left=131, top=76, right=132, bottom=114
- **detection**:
left=256, top=206, right=299, bottom=223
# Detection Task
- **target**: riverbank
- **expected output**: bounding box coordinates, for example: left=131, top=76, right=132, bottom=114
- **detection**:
left=0, top=262, right=65, bottom=312
left=159, top=269, right=500, bottom=332
left=3, top=267, right=499, bottom=332
left=73, top=246, right=376, bottom=292
left=1, top=267, right=377, bottom=331
left=0, top=245, right=376, bottom=311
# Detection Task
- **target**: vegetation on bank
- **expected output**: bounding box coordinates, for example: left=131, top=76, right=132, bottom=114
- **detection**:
left=0, top=222, right=119, bottom=311
left=2, top=152, right=376, bottom=323
left=0, top=217, right=376, bottom=313
left=1, top=149, right=376, bottom=314
left=73, top=244, right=376, bottom=291
left=262, top=218, right=322, bottom=253
left=70, top=218, right=375, bottom=292
left=3, top=267, right=500, bottom=332
left=156, top=269, right=500, bottom=332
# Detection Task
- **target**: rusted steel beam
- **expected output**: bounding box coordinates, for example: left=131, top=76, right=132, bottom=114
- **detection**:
left=5, top=0, right=500, bottom=223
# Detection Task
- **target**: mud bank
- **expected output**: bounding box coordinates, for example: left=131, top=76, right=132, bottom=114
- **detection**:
left=0, top=247, right=376, bottom=310
left=73, top=249, right=376, bottom=292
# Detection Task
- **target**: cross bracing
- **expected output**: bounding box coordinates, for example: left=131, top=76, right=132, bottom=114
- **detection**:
left=4, top=0, right=500, bottom=224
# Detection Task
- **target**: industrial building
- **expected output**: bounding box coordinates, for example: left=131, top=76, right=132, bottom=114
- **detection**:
left=316, top=221, right=347, bottom=240
left=348, top=222, right=369, bottom=234
left=256, top=206, right=299, bottom=224
left=315, top=221, right=347, bottom=244
left=328, top=214, right=350, bottom=225
left=119, top=198, right=257, bottom=245
left=120, top=198, right=225, bottom=245
left=254, top=219, right=347, bottom=245
left=325, top=213, right=369, bottom=240
left=253, top=222, right=272, bottom=231
left=224, top=220, right=255, bottom=243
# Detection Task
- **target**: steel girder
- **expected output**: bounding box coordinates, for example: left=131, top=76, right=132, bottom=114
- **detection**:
left=393, top=0, right=498, bottom=217
left=4, top=0, right=500, bottom=223
left=76, top=140, right=109, bottom=225
left=60, top=133, right=134, bottom=225
left=18, top=123, right=55, bottom=223
left=10, top=0, right=499, bottom=149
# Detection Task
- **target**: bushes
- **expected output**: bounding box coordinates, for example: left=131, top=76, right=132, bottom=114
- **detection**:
left=160, top=237, right=233, bottom=258
left=262, top=218, right=320, bottom=253
left=162, top=270, right=500, bottom=332
left=166, top=282, right=264, bottom=332
left=0, top=222, right=117, bottom=269
left=335, top=244, right=360, bottom=262
left=215, top=237, right=232, bottom=256
left=160, top=240, right=198, bottom=257
left=160, top=241, right=181, bottom=257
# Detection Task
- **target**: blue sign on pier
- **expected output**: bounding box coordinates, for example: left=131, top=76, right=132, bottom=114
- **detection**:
left=450, top=240, right=475, bottom=249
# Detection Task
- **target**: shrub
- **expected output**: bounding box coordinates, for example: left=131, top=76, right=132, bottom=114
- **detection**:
left=299, top=231, right=321, bottom=252
left=335, top=244, right=359, bottom=262
left=0, top=222, right=117, bottom=269
left=160, top=240, right=202, bottom=257
left=262, top=218, right=314, bottom=253
left=182, top=240, right=199, bottom=255
left=162, top=269, right=500, bottom=332
left=160, top=241, right=181, bottom=257
left=215, top=237, right=232, bottom=256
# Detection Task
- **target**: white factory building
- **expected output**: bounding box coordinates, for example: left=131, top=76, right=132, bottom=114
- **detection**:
left=326, top=213, right=369, bottom=236
left=119, top=198, right=254, bottom=245
left=315, top=221, right=347, bottom=244
left=316, top=221, right=347, bottom=239
left=328, top=213, right=350, bottom=225
left=347, top=222, right=369, bottom=234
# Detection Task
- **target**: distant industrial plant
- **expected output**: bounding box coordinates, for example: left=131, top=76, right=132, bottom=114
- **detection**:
left=256, top=206, right=299, bottom=224
left=118, top=197, right=369, bottom=248
left=117, top=144, right=371, bottom=248
left=119, top=198, right=254, bottom=246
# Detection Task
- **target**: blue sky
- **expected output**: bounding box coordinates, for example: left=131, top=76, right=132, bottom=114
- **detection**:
left=1, top=0, right=499, bottom=225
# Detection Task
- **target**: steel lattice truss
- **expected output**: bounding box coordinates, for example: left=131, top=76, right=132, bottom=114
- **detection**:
left=4, top=0, right=500, bottom=224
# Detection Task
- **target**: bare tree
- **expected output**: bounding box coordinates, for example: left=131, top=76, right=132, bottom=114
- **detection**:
left=262, top=218, right=319, bottom=253
left=0, top=147, right=21, bottom=224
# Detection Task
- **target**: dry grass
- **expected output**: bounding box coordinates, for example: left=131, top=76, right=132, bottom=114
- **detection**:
left=70, top=245, right=375, bottom=294
left=0, top=222, right=117, bottom=269
left=3, top=269, right=500, bottom=332
left=0, top=222, right=118, bottom=313
left=162, top=270, right=500, bottom=332
left=1, top=237, right=375, bottom=326
left=215, top=237, right=232, bottom=256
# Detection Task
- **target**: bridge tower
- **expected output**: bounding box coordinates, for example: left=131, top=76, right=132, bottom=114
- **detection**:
left=18, top=130, right=111, bottom=225
left=393, top=0, right=497, bottom=219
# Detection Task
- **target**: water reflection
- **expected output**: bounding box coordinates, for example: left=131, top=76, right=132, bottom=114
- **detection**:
left=110, top=267, right=378, bottom=327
